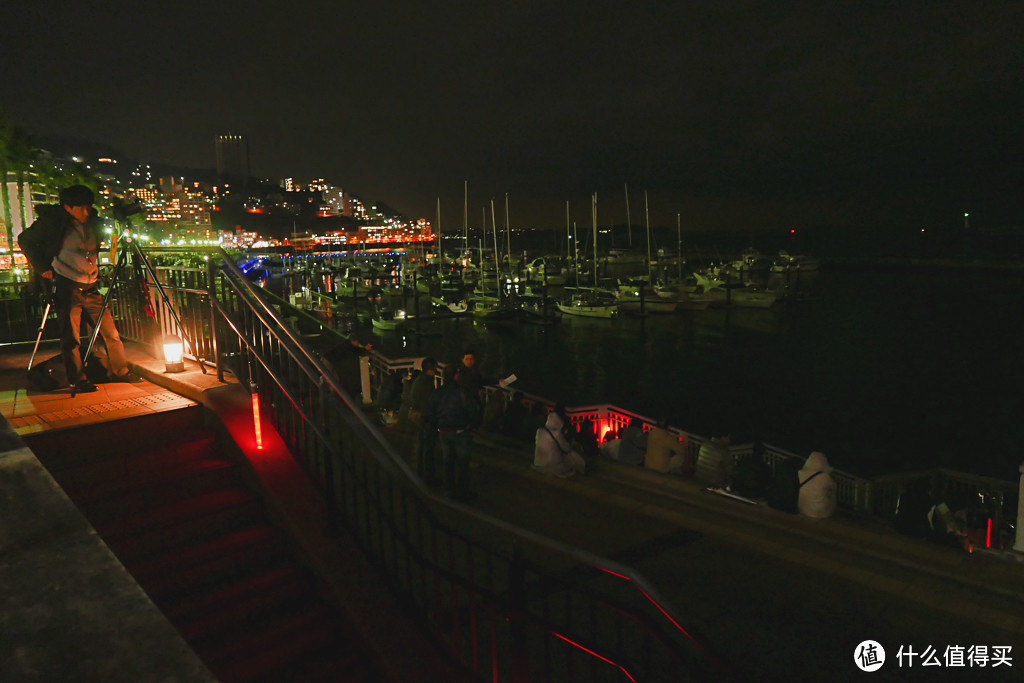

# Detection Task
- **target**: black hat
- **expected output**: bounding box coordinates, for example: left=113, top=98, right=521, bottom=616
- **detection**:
left=59, top=185, right=94, bottom=207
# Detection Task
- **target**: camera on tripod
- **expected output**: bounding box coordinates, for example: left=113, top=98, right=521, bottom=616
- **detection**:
left=113, top=199, right=144, bottom=223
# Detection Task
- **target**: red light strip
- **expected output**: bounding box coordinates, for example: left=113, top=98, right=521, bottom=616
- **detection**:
left=595, top=565, right=632, bottom=581
left=550, top=632, right=637, bottom=682
left=987, top=518, right=992, bottom=548
left=252, top=393, right=263, bottom=449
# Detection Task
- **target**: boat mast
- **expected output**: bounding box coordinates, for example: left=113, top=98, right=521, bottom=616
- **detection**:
left=644, top=190, right=652, bottom=282
left=462, top=181, right=468, bottom=255
left=624, top=183, right=632, bottom=248
left=505, top=192, right=511, bottom=264
left=565, top=200, right=571, bottom=264
left=573, top=221, right=579, bottom=287
left=677, top=212, right=682, bottom=282
left=592, top=193, right=598, bottom=288
left=490, top=199, right=500, bottom=297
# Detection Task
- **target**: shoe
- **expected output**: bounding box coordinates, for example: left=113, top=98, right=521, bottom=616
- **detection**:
left=73, top=380, right=98, bottom=393
left=112, top=372, right=143, bottom=383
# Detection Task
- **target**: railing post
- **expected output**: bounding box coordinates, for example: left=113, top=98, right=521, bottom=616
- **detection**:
left=1014, top=462, right=1024, bottom=553
left=509, top=542, right=529, bottom=683
left=208, top=256, right=224, bottom=382
left=360, top=355, right=373, bottom=405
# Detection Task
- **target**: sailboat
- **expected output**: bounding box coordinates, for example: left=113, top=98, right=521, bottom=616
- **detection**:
left=652, top=213, right=713, bottom=310
left=557, top=195, right=618, bottom=319
left=468, top=200, right=515, bottom=324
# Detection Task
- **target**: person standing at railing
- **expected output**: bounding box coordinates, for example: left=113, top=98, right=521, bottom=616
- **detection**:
left=409, top=357, right=440, bottom=486
left=455, top=347, right=511, bottom=407
left=19, top=185, right=142, bottom=393
left=430, top=362, right=482, bottom=502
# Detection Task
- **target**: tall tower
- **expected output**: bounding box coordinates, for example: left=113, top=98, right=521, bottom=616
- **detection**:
left=215, top=134, right=249, bottom=190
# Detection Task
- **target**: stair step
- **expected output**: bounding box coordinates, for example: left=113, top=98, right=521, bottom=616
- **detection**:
left=69, top=458, right=240, bottom=522
left=42, top=430, right=219, bottom=484
left=128, top=524, right=289, bottom=599
left=24, top=406, right=384, bottom=680
left=201, top=605, right=342, bottom=682
left=26, top=406, right=208, bottom=469
left=282, top=651, right=375, bottom=683
left=175, top=569, right=314, bottom=642
left=97, top=488, right=261, bottom=559
left=161, top=563, right=308, bottom=623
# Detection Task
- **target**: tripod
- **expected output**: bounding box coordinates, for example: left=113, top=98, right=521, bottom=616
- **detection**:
left=73, top=235, right=207, bottom=397
left=26, top=278, right=54, bottom=373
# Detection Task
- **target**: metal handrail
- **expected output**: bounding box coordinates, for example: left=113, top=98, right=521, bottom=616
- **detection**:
left=113, top=250, right=722, bottom=681
left=357, top=353, right=1017, bottom=522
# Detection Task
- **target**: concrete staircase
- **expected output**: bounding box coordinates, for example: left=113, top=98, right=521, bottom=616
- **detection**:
left=25, top=406, right=377, bottom=682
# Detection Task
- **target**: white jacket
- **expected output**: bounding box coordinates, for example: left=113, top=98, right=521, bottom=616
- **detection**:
left=533, top=412, right=585, bottom=476
left=798, top=451, right=836, bottom=519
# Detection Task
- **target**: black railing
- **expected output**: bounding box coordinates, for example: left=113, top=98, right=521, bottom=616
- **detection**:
left=108, top=246, right=722, bottom=682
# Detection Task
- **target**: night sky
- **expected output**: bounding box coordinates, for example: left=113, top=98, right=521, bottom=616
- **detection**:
left=4, top=1, right=1022, bottom=233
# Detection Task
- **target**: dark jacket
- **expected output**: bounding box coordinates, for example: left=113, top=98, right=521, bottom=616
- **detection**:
left=18, top=204, right=100, bottom=274
left=429, top=382, right=482, bottom=431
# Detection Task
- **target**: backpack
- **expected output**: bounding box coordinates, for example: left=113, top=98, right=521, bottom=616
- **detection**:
left=732, top=453, right=772, bottom=498
left=18, top=205, right=67, bottom=272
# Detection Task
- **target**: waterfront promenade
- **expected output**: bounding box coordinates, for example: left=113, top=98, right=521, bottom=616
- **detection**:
left=381, top=417, right=1024, bottom=681
left=3, top=336, right=1022, bottom=681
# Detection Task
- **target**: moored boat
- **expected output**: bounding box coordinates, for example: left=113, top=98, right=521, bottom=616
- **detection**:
left=557, top=291, right=619, bottom=319
left=371, top=309, right=406, bottom=331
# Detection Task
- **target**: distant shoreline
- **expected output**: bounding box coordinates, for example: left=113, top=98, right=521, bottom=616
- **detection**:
left=822, top=256, right=1024, bottom=271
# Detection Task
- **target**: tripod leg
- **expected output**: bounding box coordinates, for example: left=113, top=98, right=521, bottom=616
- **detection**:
left=27, top=302, right=52, bottom=372
left=81, top=249, right=128, bottom=369
left=71, top=250, right=128, bottom=397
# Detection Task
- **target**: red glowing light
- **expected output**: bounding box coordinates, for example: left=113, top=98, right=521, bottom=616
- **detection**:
left=252, top=392, right=264, bottom=449
left=550, top=632, right=637, bottom=682
left=986, top=518, right=992, bottom=548
left=595, top=565, right=632, bottom=581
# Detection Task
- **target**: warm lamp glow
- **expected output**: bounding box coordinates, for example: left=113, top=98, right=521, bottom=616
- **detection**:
left=163, top=335, right=185, bottom=373
left=252, top=392, right=264, bottom=449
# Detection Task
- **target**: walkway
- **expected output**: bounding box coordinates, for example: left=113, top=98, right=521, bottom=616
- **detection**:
left=383, top=417, right=1024, bottom=681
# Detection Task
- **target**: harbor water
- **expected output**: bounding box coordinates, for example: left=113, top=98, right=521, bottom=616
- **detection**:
left=314, top=264, right=1023, bottom=481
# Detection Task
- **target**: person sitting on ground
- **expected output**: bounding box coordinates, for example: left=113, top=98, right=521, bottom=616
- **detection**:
left=575, top=417, right=600, bottom=459
left=551, top=400, right=582, bottom=447
left=644, top=418, right=687, bottom=474
left=695, top=433, right=732, bottom=489
left=599, top=418, right=646, bottom=465
left=797, top=451, right=837, bottom=519
left=521, top=401, right=548, bottom=443
left=533, top=410, right=586, bottom=477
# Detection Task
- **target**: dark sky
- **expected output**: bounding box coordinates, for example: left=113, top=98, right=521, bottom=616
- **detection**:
left=4, top=1, right=1022, bottom=232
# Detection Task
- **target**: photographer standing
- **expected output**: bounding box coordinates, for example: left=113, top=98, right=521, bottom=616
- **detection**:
left=19, top=185, right=141, bottom=392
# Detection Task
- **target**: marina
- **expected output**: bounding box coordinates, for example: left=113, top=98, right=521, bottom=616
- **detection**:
left=3, top=244, right=1023, bottom=682
left=268, top=246, right=1024, bottom=483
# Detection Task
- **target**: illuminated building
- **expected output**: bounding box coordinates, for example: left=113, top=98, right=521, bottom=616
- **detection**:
left=215, top=134, right=249, bottom=189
